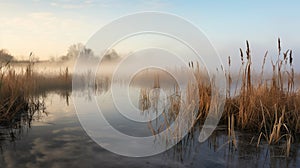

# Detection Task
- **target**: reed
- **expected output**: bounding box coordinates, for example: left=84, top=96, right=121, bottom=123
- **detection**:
left=1, top=38, right=299, bottom=157
left=0, top=59, right=71, bottom=123
left=138, top=38, right=299, bottom=157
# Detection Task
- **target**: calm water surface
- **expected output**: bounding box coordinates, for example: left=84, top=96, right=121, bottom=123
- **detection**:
left=0, top=89, right=299, bottom=168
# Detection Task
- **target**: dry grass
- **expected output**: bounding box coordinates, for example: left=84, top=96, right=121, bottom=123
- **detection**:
left=138, top=39, right=299, bottom=157
left=0, top=60, right=69, bottom=123
left=0, top=39, right=298, bottom=157
left=0, top=58, right=109, bottom=124
left=204, top=39, right=298, bottom=156
left=225, top=39, right=297, bottom=152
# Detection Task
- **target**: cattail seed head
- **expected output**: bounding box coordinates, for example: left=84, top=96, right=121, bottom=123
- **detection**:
left=246, top=41, right=250, bottom=60
left=284, top=50, right=289, bottom=64
left=278, top=38, right=281, bottom=55
left=289, top=50, right=293, bottom=66
left=240, top=48, right=244, bottom=63
left=228, top=56, right=231, bottom=67
left=283, top=50, right=289, bottom=60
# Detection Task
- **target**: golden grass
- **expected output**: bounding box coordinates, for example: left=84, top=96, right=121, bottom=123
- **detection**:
left=138, top=38, right=299, bottom=157
left=0, top=60, right=70, bottom=123
left=0, top=39, right=298, bottom=156
left=221, top=39, right=297, bottom=156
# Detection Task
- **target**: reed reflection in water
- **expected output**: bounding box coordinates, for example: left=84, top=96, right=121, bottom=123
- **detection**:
left=0, top=76, right=299, bottom=167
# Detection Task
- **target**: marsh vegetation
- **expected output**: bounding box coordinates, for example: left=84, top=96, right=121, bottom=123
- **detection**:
left=137, top=39, right=300, bottom=157
left=0, top=39, right=299, bottom=167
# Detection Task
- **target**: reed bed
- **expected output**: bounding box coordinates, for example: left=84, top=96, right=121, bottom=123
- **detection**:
left=225, top=39, right=298, bottom=156
left=197, top=39, right=299, bottom=156
left=0, top=58, right=111, bottom=124
left=139, top=39, right=299, bottom=156
left=0, top=39, right=299, bottom=156
left=0, top=60, right=70, bottom=124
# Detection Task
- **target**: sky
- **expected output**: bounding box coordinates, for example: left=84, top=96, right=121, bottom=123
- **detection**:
left=0, top=0, right=299, bottom=70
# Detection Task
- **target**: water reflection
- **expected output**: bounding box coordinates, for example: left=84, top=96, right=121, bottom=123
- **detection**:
left=0, top=86, right=299, bottom=167
left=0, top=96, right=47, bottom=149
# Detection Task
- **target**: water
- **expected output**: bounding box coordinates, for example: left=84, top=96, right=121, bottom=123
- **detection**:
left=0, top=89, right=300, bottom=168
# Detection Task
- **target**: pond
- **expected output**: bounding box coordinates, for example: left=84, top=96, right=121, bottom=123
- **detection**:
left=0, top=88, right=300, bottom=168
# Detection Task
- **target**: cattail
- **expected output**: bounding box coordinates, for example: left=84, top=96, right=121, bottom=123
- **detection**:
left=283, top=50, right=289, bottom=64
left=289, top=50, right=293, bottom=66
left=240, top=48, right=244, bottom=65
left=228, top=56, right=231, bottom=67
left=283, top=50, right=289, bottom=60
left=246, top=41, right=250, bottom=61
left=278, top=38, right=281, bottom=55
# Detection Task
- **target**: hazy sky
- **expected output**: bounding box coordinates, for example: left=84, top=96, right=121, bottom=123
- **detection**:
left=0, top=0, right=299, bottom=69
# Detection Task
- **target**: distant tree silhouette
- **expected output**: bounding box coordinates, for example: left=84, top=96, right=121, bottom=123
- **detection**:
left=0, top=49, right=14, bottom=62
left=58, top=43, right=120, bottom=62
left=103, top=49, right=120, bottom=61
left=60, top=43, right=94, bottom=61
left=67, top=43, right=84, bottom=59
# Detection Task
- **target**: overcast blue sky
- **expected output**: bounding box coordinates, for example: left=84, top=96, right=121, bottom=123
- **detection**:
left=0, top=0, right=299, bottom=70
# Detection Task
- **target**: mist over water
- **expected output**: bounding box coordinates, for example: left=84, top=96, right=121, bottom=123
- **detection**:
left=0, top=42, right=299, bottom=167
